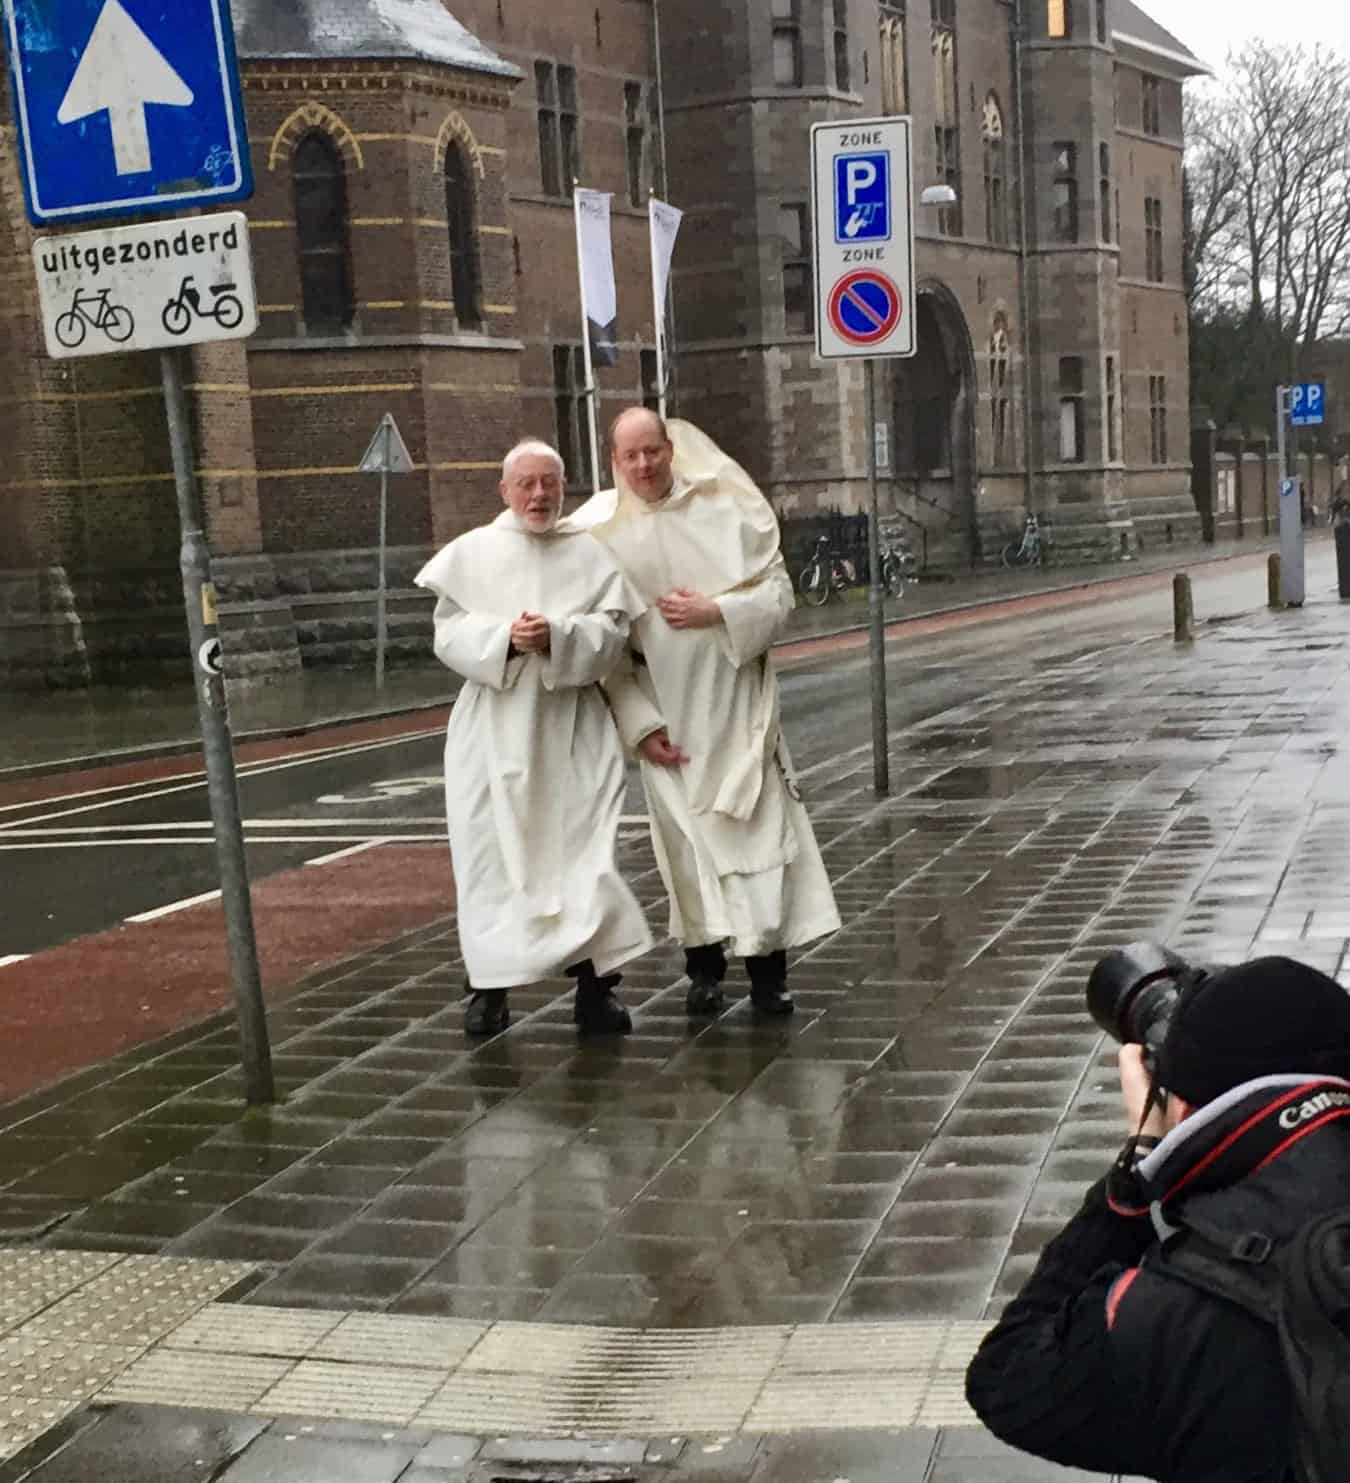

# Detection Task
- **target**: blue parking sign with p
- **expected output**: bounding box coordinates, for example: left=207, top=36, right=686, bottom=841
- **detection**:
left=835, top=151, right=890, bottom=243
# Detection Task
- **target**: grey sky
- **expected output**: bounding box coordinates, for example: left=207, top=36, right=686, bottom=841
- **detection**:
left=1130, top=1, right=1350, bottom=71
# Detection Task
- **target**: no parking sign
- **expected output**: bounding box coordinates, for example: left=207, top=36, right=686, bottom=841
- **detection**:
left=811, top=117, right=915, bottom=361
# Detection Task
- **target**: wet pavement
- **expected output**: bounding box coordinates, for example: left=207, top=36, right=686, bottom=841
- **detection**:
left=1, top=546, right=1345, bottom=1481
left=0, top=532, right=1292, bottom=775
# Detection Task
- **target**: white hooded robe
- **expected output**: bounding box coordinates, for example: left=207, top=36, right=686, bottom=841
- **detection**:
left=580, top=423, right=841, bottom=959
left=415, top=510, right=652, bottom=989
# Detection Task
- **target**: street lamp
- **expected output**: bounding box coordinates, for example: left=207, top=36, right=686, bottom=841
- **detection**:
left=919, top=184, right=958, bottom=207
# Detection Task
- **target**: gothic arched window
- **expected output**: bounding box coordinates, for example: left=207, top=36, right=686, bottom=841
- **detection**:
left=880, top=5, right=907, bottom=114
left=445, top=143, right=482, bottom=330
left=983, top=94, right=1007, bottom=246
left=990, top=314, right=1011, bottom=465
left=293, top=132, right=354, bottom=333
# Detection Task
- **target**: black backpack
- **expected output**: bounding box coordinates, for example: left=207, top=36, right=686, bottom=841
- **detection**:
left=1155, top=1206, right=1350, bottom=1483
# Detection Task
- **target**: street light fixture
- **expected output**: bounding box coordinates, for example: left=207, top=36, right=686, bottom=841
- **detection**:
left=919, top=184, right=958, bottom=207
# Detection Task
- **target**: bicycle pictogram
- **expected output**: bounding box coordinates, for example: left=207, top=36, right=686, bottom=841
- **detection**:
left=161, top=275, right=245, bottom=336
left=53, top=288, right=135, bottom=350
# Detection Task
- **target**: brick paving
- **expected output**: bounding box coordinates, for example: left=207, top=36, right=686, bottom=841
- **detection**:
left=2, top=580, right=1349, bottom=1479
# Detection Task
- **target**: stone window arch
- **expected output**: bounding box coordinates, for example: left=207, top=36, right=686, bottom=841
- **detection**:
left=269, top=103, right=363, bottom=173
left=292, top=131, right=355, bottom=333
left=444, top=142, right=482, bottom=330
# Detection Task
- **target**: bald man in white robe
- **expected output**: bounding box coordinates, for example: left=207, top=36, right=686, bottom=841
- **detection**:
left=415, top=440, right=651, bottom=1037
left=580, top=411, right=840, bottom=1017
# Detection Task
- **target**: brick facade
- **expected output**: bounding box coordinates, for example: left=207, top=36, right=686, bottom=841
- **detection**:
left=0, top=0, right=1203, bottom=690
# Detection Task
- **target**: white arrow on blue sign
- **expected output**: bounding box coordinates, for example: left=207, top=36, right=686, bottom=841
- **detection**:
left=1, top=0, right=253, bottom=226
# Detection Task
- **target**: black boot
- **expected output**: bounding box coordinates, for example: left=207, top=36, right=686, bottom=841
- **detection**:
left=684, top=942, right=728, bottom=1017
left=746, top=950, right=793, bottom=1016
left=464, top=986, right=510, bottom=1036
left=570, top=959, right=632, bottom=1035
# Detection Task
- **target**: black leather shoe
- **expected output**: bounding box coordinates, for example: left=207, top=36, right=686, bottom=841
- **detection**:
left=575, top=988, right=632, bottom=1035
left=574, top=972, right=632, bottom=1035
left=750, top=984, right=795, bottom=1016
left=465, top=989, right=510, bottom=1036
left=685, top=976, right=726, bottom=1016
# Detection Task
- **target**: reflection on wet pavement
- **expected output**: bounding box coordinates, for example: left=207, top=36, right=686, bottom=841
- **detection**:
left=4, top=595, right=1350, bottom=1348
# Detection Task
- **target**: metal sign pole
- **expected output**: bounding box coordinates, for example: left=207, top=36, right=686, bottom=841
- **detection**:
left=1277, top=384, right=1305, bottom=606
left=375, top=423, right=390, bottom=691
left=865, top=358, right=890, bottom=795
left=160, top=347, right=275, bottom=1105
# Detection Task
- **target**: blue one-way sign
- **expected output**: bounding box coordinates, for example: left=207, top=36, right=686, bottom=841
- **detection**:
left=2, top=0, right=253, bottom=226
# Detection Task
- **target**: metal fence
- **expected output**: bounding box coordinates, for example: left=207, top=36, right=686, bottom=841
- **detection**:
left=780, top=510, right=871, bottom=581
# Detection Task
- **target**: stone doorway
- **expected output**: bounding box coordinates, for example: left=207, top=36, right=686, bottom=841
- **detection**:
left=889, top=280, right=979, bottom=565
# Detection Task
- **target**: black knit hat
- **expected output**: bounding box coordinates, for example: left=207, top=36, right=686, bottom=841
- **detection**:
left=1156, top=956, right=1350, bottom=1106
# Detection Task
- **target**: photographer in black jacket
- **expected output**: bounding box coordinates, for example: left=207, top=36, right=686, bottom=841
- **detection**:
left=966, top=955, right=1350, bottom=1483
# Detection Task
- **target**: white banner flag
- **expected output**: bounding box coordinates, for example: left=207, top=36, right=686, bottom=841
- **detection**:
left=574, top=187, right=619, bottom=367
left=649, top=198, right=683, bottom=318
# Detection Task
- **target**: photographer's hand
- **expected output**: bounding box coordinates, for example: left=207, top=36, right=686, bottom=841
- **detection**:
left=1119, top=1045, right=1168, bottom=1141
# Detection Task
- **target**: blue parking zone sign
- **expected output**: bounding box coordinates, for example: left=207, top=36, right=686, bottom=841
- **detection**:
left=2, top=0, right=253, bottom=225
left=834, top=151, right=891, bottom=244
left=1290, top=382, right=1326, bottom=427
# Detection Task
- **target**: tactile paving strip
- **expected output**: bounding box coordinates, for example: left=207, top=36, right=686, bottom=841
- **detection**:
left=0, top=1250, right=122, bottom=1336
left=110, top=1298, right=989, bottom=1437
left=0, top=1251, right=253, bottom=1460
left=0, top=1250, right=990, bottom=1452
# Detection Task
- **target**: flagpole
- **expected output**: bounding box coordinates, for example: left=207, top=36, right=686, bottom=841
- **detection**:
left=649, top=198, right=668, bottom=422
left=573, top=184, right=602, bottom=494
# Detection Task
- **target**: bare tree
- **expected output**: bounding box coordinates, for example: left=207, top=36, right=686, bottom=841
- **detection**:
left=1183, top=91, right=1243, bottom=312
left=1241, top=43, right=1350, bottom=364
left=1187, top=42, right=1350, bottom=427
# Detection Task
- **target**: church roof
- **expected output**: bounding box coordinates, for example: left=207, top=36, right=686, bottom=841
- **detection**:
left=1111, top=1, right=1209, bottom=76
left=232, top=0, right=519, bottom=79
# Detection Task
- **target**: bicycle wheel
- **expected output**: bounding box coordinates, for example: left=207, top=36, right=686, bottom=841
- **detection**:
left=882, top=558, right=904, bottom=598
left=213, top=294, right=244, bottom=331
left=799, top=564, right=829, bottom=607
left=54, top=311, right=86, bottom=349
left=1001, top=542, right=1024, bottom=569
left=161, top=300, right=192, bottom=337
left=103, top=304, right=134, bottom=343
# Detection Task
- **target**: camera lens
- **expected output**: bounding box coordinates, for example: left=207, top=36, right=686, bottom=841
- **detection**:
left=1086, top=941, right=1193, bottom=1059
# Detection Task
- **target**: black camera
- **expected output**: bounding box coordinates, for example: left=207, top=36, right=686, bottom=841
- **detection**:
left=1086, top=941, right=1203, bottom=1062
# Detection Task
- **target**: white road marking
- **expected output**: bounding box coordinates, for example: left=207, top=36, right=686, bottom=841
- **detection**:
left=126, top=890, right=223, bottom=924
left=0, top=728, right=444, bottom=826
left=244, top=818, right=444, bottom=828
left=0, top=835, right=446, bottom=850
left=0, top=955, right=30, bottom=968
left=304, top=840, right=387, bottom=867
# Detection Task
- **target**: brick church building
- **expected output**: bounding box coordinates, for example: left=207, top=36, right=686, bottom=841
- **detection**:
left=0, top=0, right=1203, bottom=688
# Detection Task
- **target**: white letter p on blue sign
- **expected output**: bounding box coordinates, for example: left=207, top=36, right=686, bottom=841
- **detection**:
left=846, top=160, right=878, bottom=204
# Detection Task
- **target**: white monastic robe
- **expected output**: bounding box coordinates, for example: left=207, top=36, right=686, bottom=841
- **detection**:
left=415, top=510, right=652, bottom=989
left=583, top=422, right=841, bottom=958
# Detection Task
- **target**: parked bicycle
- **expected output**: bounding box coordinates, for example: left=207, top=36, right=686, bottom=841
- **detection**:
left=881, top=531, right=918, bottom=598
left=54, top=288, right=134, bottom=349
left=1002, top=513, right=1046, bottom=569
left=797, top=536, right=858, bottom=606
left=162, top=276, right=245, bottom=336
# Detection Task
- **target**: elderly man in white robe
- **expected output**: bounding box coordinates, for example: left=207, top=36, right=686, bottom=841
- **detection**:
left=415, top=439, right=651, bottom=1037
left=582, top=409, right=840, bottom=1018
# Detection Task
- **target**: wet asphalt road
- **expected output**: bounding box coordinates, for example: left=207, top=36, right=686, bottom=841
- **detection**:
left=1, top=552, right=1319, bottom=957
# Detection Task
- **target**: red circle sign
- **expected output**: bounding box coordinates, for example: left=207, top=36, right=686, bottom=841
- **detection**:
left=827, top=269, right=903, bottom=346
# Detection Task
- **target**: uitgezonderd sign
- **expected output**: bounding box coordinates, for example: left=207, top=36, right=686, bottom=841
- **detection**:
left=32, top=209, right=258, bottom=359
